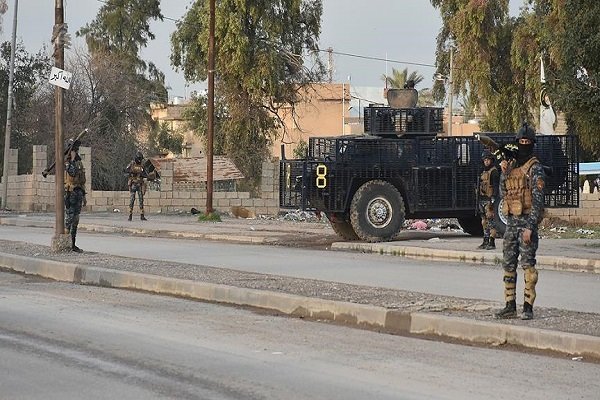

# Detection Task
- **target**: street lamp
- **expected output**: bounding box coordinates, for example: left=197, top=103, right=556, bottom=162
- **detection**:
left=342, top=75, right=351, bottom=135
left=435, top=47, right=454, bottom=136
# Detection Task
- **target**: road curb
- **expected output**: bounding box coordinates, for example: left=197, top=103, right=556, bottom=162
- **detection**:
left=331, top=242, right=600, bottom=274
left=2, top=251, right=599, bottom=359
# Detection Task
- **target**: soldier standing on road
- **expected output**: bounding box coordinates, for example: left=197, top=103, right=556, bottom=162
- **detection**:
left=124, top=151, right=148, bottom=221
left=495, top=124, right=546, bottom=320
left=64, top=139, right=86, bottom=252
left=477, top=149, right=499, bottom=250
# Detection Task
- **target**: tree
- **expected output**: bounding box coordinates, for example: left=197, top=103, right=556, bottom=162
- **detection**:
left=0, top=0, right=7, bottom=33
left=0, top=41, right=51, bottom=176
left=538, top=0, right=600, bottom=159
left=381, top=67, right=424, bottom=89
left=148, top=121, right=184, bottom=155
left=429, top=1, right=535, bottom=132
left=171, top=0, right=325, bottom=191
left=76, top=0, right=168, bottom=130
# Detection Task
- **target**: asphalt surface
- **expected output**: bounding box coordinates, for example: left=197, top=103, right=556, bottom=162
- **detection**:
left=1, top=211, right=599, bottom=359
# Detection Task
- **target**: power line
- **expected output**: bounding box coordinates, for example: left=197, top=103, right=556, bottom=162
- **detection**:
left=319, top=49, right=437, bottom=70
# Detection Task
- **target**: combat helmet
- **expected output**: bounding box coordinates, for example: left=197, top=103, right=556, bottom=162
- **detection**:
left=134, top=151, right=143, bottom=163
left=481, top=149, right=494, bottom=160
left=515, top=123, right=536, bottom=143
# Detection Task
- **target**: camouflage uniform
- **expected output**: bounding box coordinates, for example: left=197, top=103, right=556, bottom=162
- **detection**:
left=64, top=142, right=86, bottom=252
left=477, top=153, right=499, bottom=250
left=497, top=155, right=545, bottom=320
left=125, top=152, right=147, bottom=221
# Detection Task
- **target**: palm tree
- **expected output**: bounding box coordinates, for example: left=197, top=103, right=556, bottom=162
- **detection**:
left=381, top=67, right=424, bottom=88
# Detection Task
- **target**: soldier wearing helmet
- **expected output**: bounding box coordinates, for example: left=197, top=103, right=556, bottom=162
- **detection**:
left=496, top=123, right=546, bottom=321
left=64, top=138, right=86, bottom=252
left=477, top=149, right=499, bottom=250
left=124, top=151, right=148, bottom=221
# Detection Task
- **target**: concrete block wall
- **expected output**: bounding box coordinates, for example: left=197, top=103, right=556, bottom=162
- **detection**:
left=546, top=192, right=600, bottom=224
left=3, top=146, right=282, bottom=216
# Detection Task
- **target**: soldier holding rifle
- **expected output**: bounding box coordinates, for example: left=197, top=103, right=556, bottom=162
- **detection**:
left=124, top=151, right=148, bottom=221
left=64, top=138, right=86, bottom=252
left=477, top=124, right=546, bottom=320
left=477, top=149, right=499, bottom=250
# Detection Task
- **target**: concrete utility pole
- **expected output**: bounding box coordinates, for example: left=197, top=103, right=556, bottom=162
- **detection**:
left=52, top=0, right=66, bottom=243
left=205, top=0, right=215, bottom=214
left=1, top=0, right=18, bottom=209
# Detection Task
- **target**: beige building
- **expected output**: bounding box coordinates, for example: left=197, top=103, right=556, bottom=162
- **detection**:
left=274, top=83, right=352, bottom=159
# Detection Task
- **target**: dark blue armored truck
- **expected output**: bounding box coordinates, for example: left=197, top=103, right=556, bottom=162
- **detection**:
left=279, top=92, right=579, bottom=242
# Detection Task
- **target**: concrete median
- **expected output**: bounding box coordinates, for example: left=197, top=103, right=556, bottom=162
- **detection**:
left=2, top=251, right=599, bottom=359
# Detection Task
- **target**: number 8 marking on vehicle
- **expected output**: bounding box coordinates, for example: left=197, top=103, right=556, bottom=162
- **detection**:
left=316, top=164, right=327, bottom=188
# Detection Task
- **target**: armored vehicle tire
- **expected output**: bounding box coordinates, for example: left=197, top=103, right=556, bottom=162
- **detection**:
left=457, top=216, right=484, bottom=237
left=326, top=213, right=360, bottom=241
left=350, top=180, right=405, bottom=242
left=493, top=198, right=507, bottom=237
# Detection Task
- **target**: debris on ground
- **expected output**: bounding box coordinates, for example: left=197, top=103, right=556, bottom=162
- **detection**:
left=280, top=210, right=324, bottom=223
left=575, top=228, right=595, bottom=235
left=410, top=220, right=428, bottom=230
left=550, top=226, right=568, bottom=233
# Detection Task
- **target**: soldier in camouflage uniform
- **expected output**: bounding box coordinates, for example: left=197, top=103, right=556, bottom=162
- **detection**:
left=495, top=124, right=545, bottom=320
left=477, top=149, right=499, bottom=250
left=124, top=151, right=148, bottom=221
left=64, top=139, right=86, bottom=252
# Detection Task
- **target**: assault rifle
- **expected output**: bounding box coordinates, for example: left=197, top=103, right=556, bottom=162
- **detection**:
left=474, top=133, right=518, bottom=161
left=475, top=133, right=553, bottom=176
left=42, top=128, right=89, bottom=178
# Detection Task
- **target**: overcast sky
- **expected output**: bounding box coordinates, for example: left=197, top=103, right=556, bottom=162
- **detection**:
left=2, top=0, right=521, bottom=100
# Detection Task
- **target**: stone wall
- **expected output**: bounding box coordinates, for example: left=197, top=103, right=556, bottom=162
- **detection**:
left=1, top=145, right=280, bottom=216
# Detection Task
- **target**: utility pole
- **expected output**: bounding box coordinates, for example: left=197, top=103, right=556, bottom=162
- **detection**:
left=448, top=47, right=454, bottom=136
left=53, top=0, right=66, bottom=243
left=326, top=47, right=333, bottom=83
left=205, top=0, right=215, bottom=214
left=1, top=0, right=18, bottom=209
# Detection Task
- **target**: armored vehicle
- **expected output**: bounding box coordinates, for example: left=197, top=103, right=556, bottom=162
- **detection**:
left=279, top=91, right=579, bottom=242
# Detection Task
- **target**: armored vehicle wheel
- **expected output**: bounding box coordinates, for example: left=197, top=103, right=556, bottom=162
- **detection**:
left=493, top=198, right=507, bottom=237
left=326, top=213, right=359, bottom=241
left=457, top=215, right=484, bottom=237
left=350, top=180, right=405, bottom=242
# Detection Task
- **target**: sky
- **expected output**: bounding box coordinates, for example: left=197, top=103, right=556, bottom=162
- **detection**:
left=1, top=0, right=521, bottom=102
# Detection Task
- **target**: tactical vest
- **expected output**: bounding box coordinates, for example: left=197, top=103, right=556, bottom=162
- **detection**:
left=502, top=157, right=539, bottom=217
left=479, top=167, right=497, bottom=198
left=64, top=160, right=86, bottom=192
left=128, top=162, right=144, bottom=186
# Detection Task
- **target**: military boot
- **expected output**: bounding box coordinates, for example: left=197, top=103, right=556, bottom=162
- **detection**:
left=485, top=237, right=496, bottom=250
left=140, top=214, right=147, bottom=221
left=521, top=302, right=534, bottom=320
left=71, top=237, right=83, bottom=253
left=128, top=213, right=132, bottom=221
left=495, top=300, right=517, bottom=319
left=477, top=237, right=489, bottom=249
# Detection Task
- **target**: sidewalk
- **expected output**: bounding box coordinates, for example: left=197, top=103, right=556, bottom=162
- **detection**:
left=1, top=211, right=599, bottom=360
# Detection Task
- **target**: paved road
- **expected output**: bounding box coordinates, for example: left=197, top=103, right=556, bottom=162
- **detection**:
left=1, top=225, right=599, bottom=313
left=2, top=271, right=599, bottom=400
